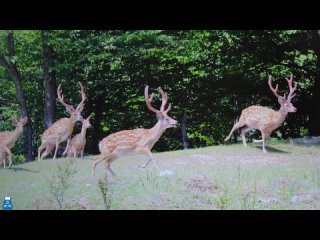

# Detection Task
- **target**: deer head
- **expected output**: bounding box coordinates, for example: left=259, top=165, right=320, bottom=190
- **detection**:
left=268, top=74, right=297, bottom=113
left=144, top=86, right=178, bottom=129
left=12, top=117, right=28, bottom=133
left=57, top=82, right=87, bottom=122
left=82, top=116, right=92, bottom=129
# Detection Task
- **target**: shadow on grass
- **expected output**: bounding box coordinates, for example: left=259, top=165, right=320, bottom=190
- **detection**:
left=253, top=146, right=289, bottom=154
left=11, top=167, right=40, bottom=173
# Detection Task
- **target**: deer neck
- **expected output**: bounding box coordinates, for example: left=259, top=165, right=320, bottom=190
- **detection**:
left=80, top=126, right=88, bottom=140
left=62, top=117, right=77, bottom=135
left=8, top=127, right=23, bottom=145
left=148, top=120, right=166, bottom=143
left=275, top=105, right=289, bottom=126
left=65, top=117, right=78, bottom=131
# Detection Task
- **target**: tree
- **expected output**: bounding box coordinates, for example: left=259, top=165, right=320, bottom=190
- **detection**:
left=308, top=30, right=320, bottom=136
left=0, top=30, right=34, bottom=161
left=42, top=30, right=56, bottom=129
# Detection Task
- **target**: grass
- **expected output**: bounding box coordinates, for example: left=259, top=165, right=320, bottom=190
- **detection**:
left=1, top=140, right=320, bottom=210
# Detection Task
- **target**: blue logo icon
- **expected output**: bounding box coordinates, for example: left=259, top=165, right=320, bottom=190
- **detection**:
left=2, top=197, right=13, bottom=210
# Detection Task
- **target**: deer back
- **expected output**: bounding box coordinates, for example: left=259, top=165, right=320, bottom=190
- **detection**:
left=42, top=118, right=76, bottom=143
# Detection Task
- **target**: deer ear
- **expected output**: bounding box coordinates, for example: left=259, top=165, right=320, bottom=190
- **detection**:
left=87, top=115, right=91, bottom=120
left=156, top=112, right=163, bottom=120
left=12, top=118, right=18, bottom=125
left=76, top=106, right=84, bottom=114
left=278, top=96, right=286, bottom=105
left=21, top=117, right=28, bottom=125
left=65, top=106, right=75, bottom=115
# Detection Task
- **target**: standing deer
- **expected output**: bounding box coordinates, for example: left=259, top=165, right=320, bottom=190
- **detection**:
left=224, top=74, right=297, bottom=153
left=0, top=117, right=28, bottom=168
left=92, top=86, right=178, bottom=177
left=62, top=116, right=92, bottom=158
left=38, top=82, right=86, bottom=160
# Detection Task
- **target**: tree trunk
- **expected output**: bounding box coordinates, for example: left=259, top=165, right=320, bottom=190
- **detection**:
left=309, top=30, right=320, bottom=136
left=0, top=30, right=34, bottom=161
left=92, top=97, right=103, bottom=154
left=181, top=112, right=189, bottom=150
left=41, top=31, right=56, bottom=129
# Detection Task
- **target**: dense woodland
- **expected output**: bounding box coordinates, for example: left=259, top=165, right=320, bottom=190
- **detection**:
left=0, top=30, right=320, bottom=162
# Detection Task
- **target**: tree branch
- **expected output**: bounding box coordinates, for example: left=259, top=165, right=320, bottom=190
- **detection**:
left=0, top=98, right=18, bottom=105
left=0, top=51, right=11, bottom=72
left=6, top=30, right=16, bottom=57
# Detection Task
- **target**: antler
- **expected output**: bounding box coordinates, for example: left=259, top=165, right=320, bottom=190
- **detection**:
left=144, top=86, right=159, bottom=113
left=144, top=86, right=172, bottom=113
left=75, top=82, right=87, bottom=112
left=158, top=87, right=169, bottom=111
left=286, top=74, right=297, bottom=101
left=268, top=75, right=280, bottom=98
left=57, top=84, right=75, bottom=112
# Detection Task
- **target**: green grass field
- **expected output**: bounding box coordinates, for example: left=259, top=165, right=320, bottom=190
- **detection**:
left=1, top=140, right=320, bottom=210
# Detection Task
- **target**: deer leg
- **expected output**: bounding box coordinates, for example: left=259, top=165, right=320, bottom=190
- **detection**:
left=260, top=131, right=267, bottom=154
left=142, top=149, right=160, bottom=172
left=53, top=137, right=60, bottom=159
left=92, top=154, right=110, bottom=177
left=224, top=121, right=246, bottom=142
left=73, top=148, right=77, bottom=159
left=80, top=150, right=84, bottom=158
left=40, top=144, right=55, bottom=160
left=105, top=156, right=119, bottom=178
left=263, top=131, right=272, bottom=153
left=3, top=146, right=12, bottom=169
left=139, top=159, right=152, bottom=168
left=38, top=143, right=46, bottom=161
left=62, top=139, right=70, bottom=157
left=1, top=153, right=7, bottom=168
left=0, top=153, right=4, bottom=167
left=254, top=131, right=271, bottom=143
left=240, top=126, right=250, bottom=148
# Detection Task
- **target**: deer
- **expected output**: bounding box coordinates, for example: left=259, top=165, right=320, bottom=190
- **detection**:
left=62, top=116, right=92, bottom=158
left=38, top=82, right=86, bottom=160
left=0, top=117, right=28, bottom=168
left=92, top=86, right=178, bottom=178
left=224, top=74, right=297, bottom=153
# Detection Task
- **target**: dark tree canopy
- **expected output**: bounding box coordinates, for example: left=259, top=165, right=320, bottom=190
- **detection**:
left=0, top=30, right=319, bottom=161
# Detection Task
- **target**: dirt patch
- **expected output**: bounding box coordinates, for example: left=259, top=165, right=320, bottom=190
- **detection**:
left=184, top=174, right=218, bottom=193
left=291, top=136, right=320, bottom=146
left=26, top=199, right=56, bottom=210
left=291, top=193, right=313, bottom=203
left=258, top=197, right=279, bottom=204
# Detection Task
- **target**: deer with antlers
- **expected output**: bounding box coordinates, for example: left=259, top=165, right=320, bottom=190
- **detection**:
left=224, top=74, right=297, bottom=153
left=62, top=116, right=92, bottom=158
left=92, top=86, right=178, bottom=178
left=38, top=82, right=86, bottom=160
left=0, top=117, right=28, bottom=168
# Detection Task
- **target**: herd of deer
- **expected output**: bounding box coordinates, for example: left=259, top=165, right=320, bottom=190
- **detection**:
left=0, top=74, right=298, bottom=178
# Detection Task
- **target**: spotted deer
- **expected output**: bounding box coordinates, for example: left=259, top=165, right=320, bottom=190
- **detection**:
left=92, top=86, right=178, bottom=178
left=224, top=74, right=297, bottom=153
left=38, top=82, right=86, bottom=160
left=62, top=116, right=92, bottom=158
left=0, top=117, right=28, bottom=168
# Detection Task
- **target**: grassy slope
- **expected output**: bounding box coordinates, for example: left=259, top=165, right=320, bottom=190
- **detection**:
left=1, top=140, right=320, bottom=210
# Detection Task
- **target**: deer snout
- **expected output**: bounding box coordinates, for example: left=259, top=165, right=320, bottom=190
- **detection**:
left=172, top=120, right=178, bottom=127
left=290, top=106, right=297, bottom=113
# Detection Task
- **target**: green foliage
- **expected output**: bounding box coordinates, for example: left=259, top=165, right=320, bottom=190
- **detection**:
left=1, top=30, right=320, bottom=158
left=98, top=173, right=113, bottom=210
left=48, top=158, right=77, bottom=209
